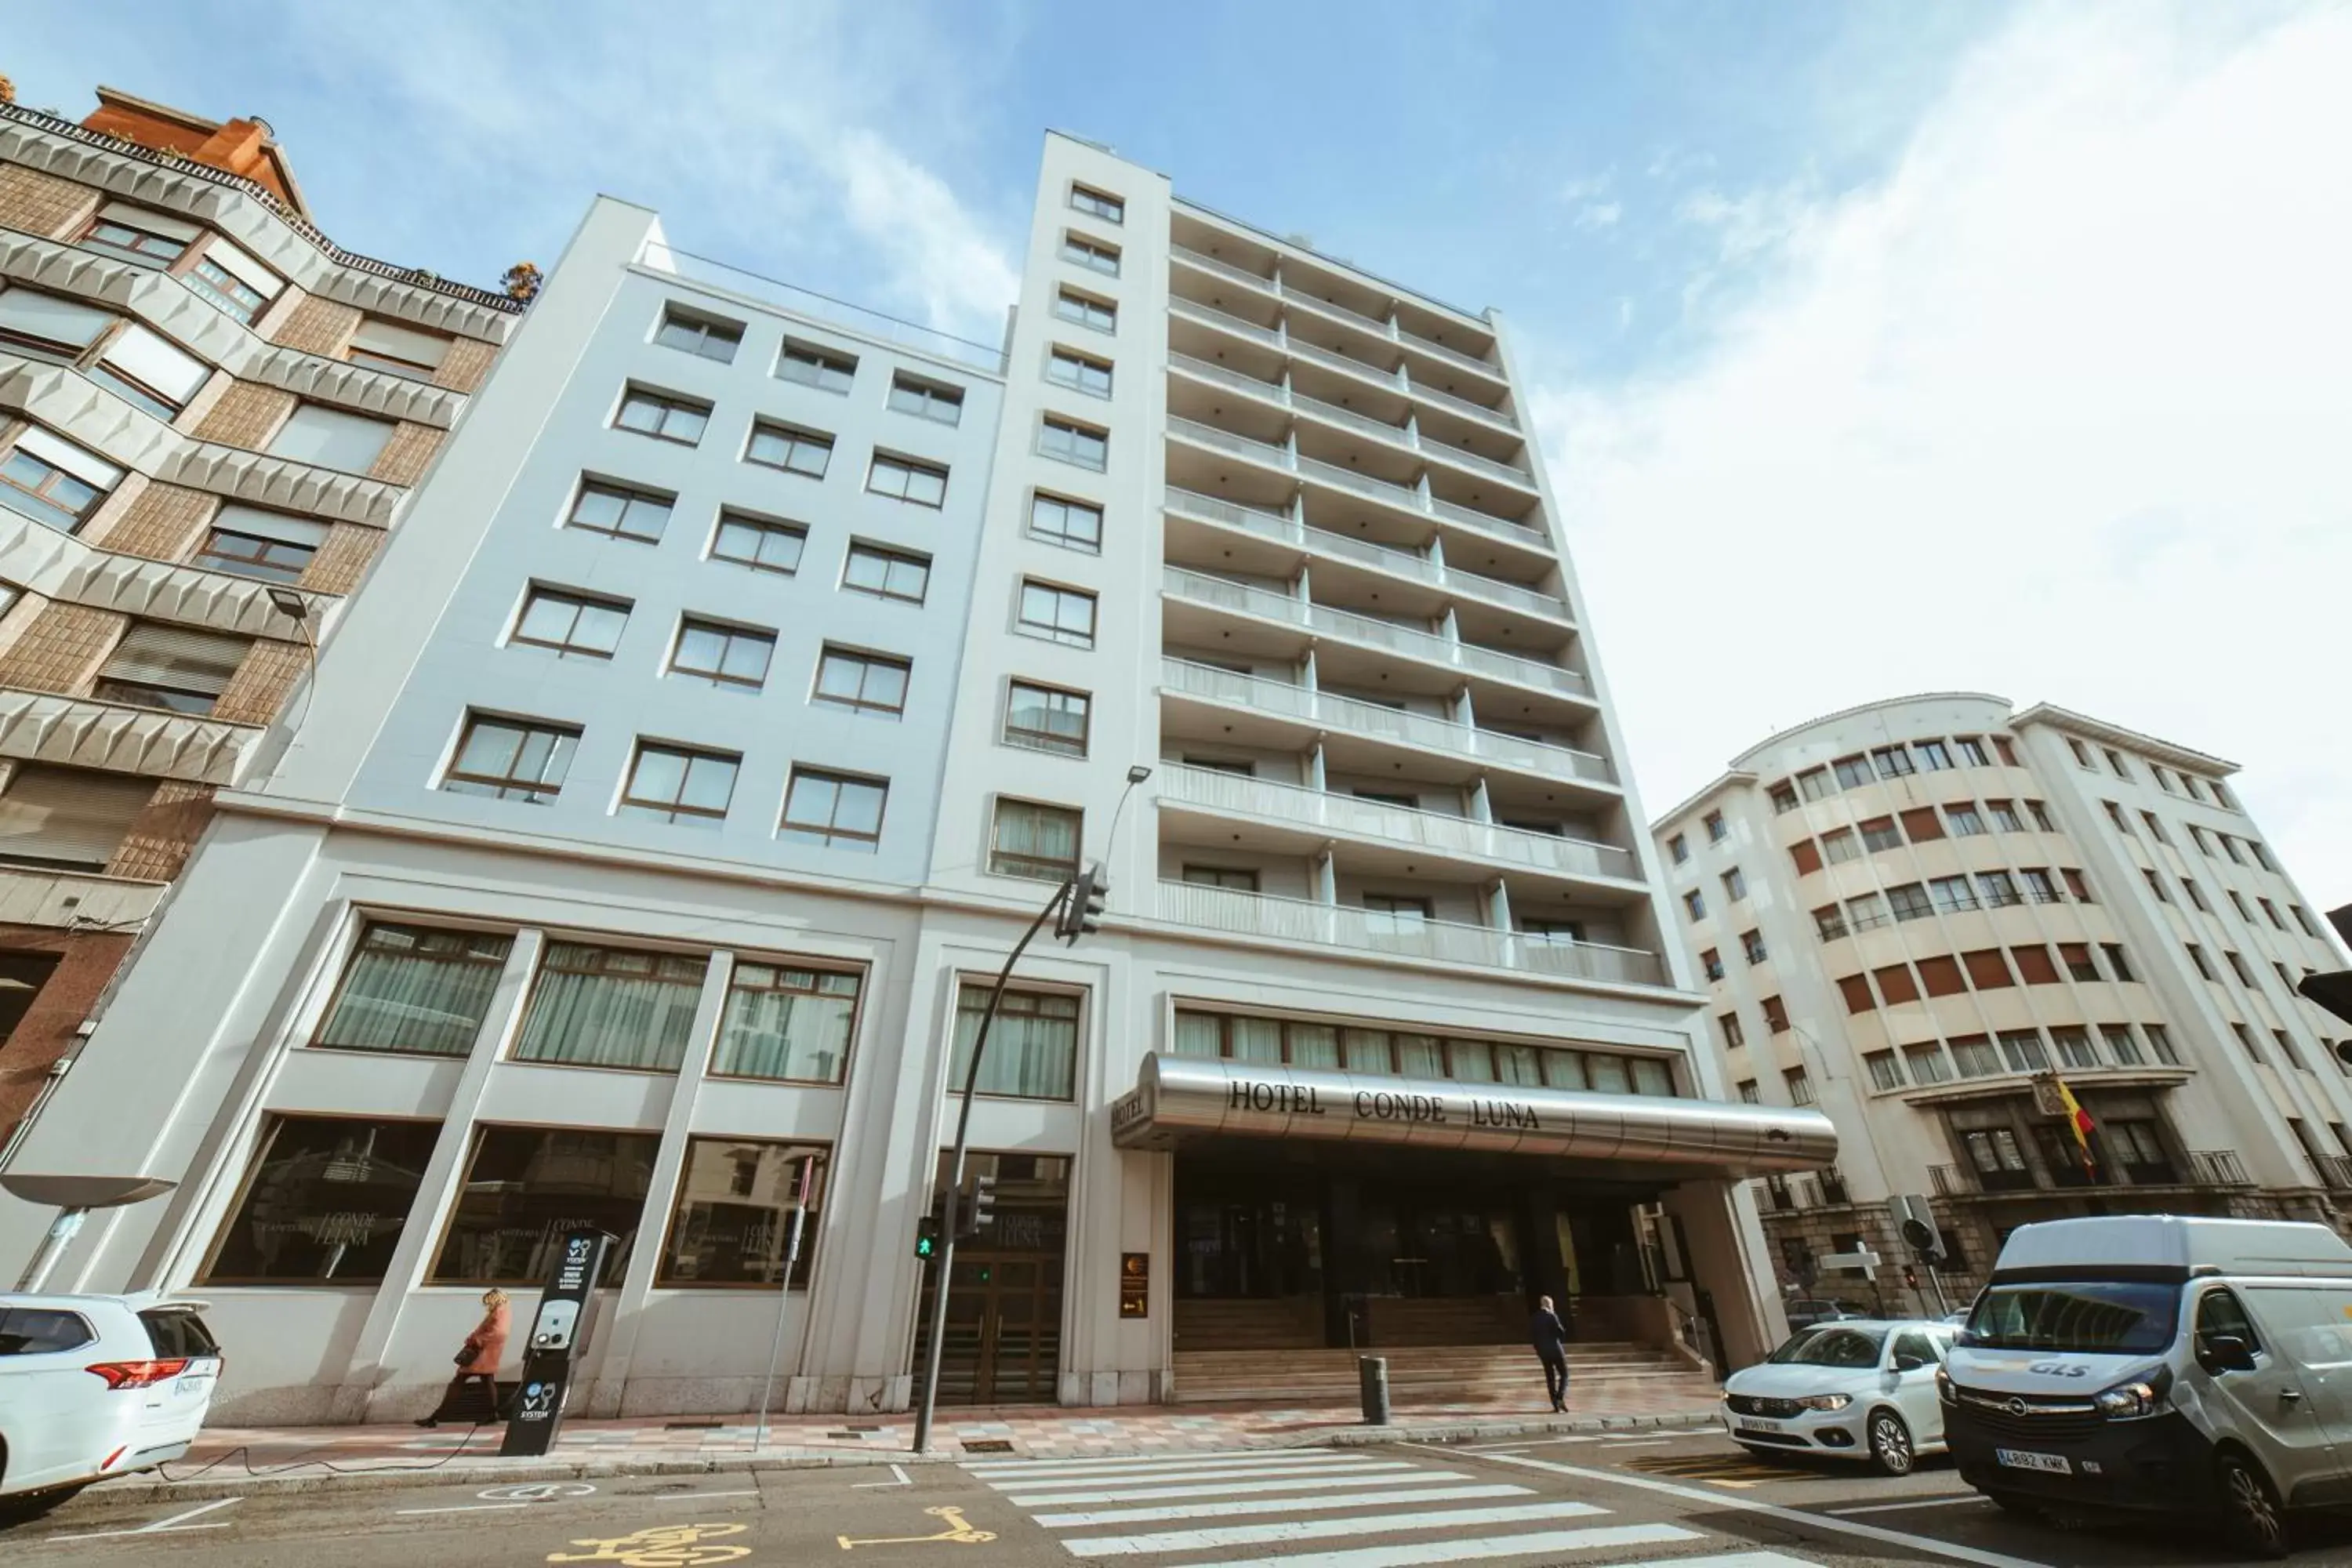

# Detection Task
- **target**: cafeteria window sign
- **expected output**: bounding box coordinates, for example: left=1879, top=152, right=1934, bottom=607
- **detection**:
left=1120, top=1251, right=1149, bottom=1318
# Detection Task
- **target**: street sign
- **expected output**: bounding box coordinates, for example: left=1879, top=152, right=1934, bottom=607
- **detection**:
left=1119, top=1251, right=1149, bottom=1318
left=1819, top=1249, right=1881, bottom=1274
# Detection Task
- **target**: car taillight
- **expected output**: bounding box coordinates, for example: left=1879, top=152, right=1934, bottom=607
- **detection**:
left=85, top=1359, right=188, bottom=1389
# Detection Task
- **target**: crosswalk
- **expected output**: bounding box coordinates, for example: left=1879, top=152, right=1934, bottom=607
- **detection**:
left=962, top=1446, right=1836, bottom=1567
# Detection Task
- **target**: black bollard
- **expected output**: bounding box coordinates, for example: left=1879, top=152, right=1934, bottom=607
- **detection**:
left=1358, top=1355, right=1392, bottom=1425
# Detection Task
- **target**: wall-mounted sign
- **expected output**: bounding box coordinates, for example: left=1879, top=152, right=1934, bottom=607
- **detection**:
left=1119, top=1251, right=1149, bottom=1318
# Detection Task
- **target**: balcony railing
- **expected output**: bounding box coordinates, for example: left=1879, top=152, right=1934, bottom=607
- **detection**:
left=0, top=689, right=261, bottom=785
left=1168, top=357, right=1534, bottom=492
left=1163, top=568, right=1592, bottom=698
left=1407, top=376, right=1519, bottom=434
left=0, top=866, right=169, bottom=929
left=2189, top=1149, right=2253, bottom=1187
left=1162, top=658, right=1615, bottom=786
left=1929, top=1163, right=1963, bottom=1197
left=1169, top=295, right=1283, bottom=348
left=1159, top=762, right=1639, bottom=882
left=1156, top=879, right=1666, bottom=987
left=1175, top=295, right=1523, bottom=436
left=1170, top=243, right=1277, bottom=294
left=1399, top=328, right=1507, bottom=382
left=1163, top=488, right=1570, bottom=621
left=2317, top=1154, right=2352, bottom=1191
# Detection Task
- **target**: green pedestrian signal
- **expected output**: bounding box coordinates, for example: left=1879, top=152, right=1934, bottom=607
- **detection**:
left=914, top=1216, right=942, bottom=1260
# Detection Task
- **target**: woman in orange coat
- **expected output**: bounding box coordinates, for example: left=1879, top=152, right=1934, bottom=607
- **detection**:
left=416, top=1289, right=510, bottom=1427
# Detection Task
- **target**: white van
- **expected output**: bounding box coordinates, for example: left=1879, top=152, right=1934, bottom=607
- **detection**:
left=1943, top=1214, right=2352, bottom=1559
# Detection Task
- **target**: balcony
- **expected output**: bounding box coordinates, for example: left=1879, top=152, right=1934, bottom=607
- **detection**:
left=1157, top=762, right=1639, bottom=885
left=1163, top=487, right=1570, bottom=622
left=0, top=689, right=262, bottom=785
left=1163, top=566, right=1593, bottom=701
left=2317, top=1155, right=2352, bottom=1192
left=0, top=866, right=169, bottom=929
left=1156, top=877, right=1666, bottom=987
left=2190, top=1149, right=2253, bottom=1187
left=1161, top=658, right=1614, bottom=788
left=1171, top=241, right=1511, bottom=383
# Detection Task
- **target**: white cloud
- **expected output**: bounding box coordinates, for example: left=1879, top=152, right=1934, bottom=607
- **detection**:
left=1540, top=2, right=2352, bottom=910
left=1558, top=169, right=1623, bottom=231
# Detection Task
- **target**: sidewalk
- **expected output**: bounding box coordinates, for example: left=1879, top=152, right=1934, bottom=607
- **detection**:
left=94, top=1383, right=1723, bottom=1502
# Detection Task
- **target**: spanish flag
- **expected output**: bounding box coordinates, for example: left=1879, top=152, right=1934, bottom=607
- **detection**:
left=2053, top=1075, right=2096, bottom=1177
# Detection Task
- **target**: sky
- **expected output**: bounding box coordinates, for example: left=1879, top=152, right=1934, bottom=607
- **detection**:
left=11, top=0, right=2350, bottom=911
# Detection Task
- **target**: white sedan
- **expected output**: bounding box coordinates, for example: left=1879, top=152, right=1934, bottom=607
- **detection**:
left=0, top=1292, right=223, bottom=1526
left=1720, top=1318, right=1956, bottom=1475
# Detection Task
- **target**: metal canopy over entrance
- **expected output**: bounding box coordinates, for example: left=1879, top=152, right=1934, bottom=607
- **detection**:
left=1112, top=1053, right=1838, bottom=1178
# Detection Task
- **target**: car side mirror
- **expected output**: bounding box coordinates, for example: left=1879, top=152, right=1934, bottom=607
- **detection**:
left=2201, top=1334, right=2258, bottom=1374
left=1893, top=1352, right=1929, bottom=1373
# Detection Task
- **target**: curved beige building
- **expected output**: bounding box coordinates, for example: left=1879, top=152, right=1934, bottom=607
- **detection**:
left=1653, top=694, right=2352, bottom=1308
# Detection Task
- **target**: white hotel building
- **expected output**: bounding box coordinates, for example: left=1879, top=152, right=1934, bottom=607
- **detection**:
left=0, top=135, right=1831, bottom=1423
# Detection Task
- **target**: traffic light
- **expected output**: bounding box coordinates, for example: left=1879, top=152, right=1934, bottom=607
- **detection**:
left=1889, top=1194, right=1945, bottom=1265
left=2297, top=906, right=2352, bottom=1053
left=1055, top=862, right=1109, bottom=945
left=914, top=1215, right=941, bottom=1261
left=1903, top=1264, right=1920, bottom=1291
left=961, top=1172, right=997, bottom=1240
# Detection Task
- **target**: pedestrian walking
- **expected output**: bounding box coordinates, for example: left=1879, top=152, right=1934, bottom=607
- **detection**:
left=1531, top=1293, right=1570, bottom=1412
left=416, top=1288, right=511, bottom=1428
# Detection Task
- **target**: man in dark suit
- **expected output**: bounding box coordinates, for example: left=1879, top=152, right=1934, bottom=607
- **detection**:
left=1532, top=1294, right=1570, bottom=1412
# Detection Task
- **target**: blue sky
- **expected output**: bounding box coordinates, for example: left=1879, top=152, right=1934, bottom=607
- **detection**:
left=13, top=1, right=2352, bottom=909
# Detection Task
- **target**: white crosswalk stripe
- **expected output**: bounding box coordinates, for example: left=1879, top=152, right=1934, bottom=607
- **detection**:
left=966, top=1445, right=1839, bottom=1568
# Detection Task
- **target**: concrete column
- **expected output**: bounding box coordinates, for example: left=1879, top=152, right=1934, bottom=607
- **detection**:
left=1415, top=471, right=1434, bottom=508
left=1283, top=428, right=1299, bottom=469
left=1307, top=740, right=1327, bottom=794
left=1314, top=847, right=1338, bottom=906
left=1664, top=1179, right=1787, bottom=1372
left=1295, top=563, right=1312, bottom=608
left=1453, top=684, right=1478, bottom=729
left=1439, top=606, right=1462, bottom=646
left=1468, top=775, right=1494, bottom=824
left=1404, top=412, right=1421, bottom=452
left=1484, top=877, right=1514, bottom=933
left=1299, top=647, right=1319, bottom=695
left=1289, top=489, right=1307, bottom=526
left=1384, top=309, right=1402, bottom=343
left=1426, top=530, right=1447, bottom=580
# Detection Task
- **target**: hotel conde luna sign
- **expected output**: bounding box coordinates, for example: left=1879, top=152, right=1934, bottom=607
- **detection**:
left=1109, top=1052, right=1837, bottom=1175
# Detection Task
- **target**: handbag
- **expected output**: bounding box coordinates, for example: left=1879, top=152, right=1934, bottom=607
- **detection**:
left=455, top=1341, right=477, bottom=1367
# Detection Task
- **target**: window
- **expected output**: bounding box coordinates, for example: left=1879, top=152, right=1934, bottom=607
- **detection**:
left=2102, top=942, right=2136, bottom=982
left=1704, top=810, right=1728, bottom=843
left=1668, top=833, right=1689, bottom=865
left=2295, top=906, right=2321, bottom=938
left=1182, top=865, right=1259, bottom=891
left=1997, top=1029, right=2048, bottom=1072
left=2259, top=898, right=2285, bottom=929
left=2103, top=800, right=2132, bottom=834
left=2027, top=800, right=2055, bottom=831
left=183, top=237, right=281, bottom=323
left=2012, top=945, right=2060, bottom=985
left=0, top=285, right=114, bottom=361
left=95, top=622, right=247, bottom=714
left=655, top=307, right=742, bottom=362
left=2183, top=775, right=2209, bottom=802
left=887, top=374, right=964, bottom=426
left=1871, top=745, right=1915, bottom=779
left=2221, top=835, right=2245, bottom=865
left=1047, top=347, right=1113, bottom=397
left=1964, top=949, right=2015, bottom=989
left=951, top=984, right=1080, bottom=1100
left=2226, top=949, right=2256, bottom=986
left=813, top=645, right=910, bottom=716
left=1783, top=1068, right=1815, bottom=1105
left=2059, top=942, right=2099, bottom=982
left=1004, top=681, right=1089, bottom=756
left=78, top=202, right=196, bottom=267
left=2144, top=1024, right=2181, bottom=1064
left=1813, top=906, right=1848, bottom=942
left=515, top=942, right=706, bottom=1071
left=1018, top=579, right=1097, bottom=647
left=88, top=324, right=209, bottom=419
left=1955, top=737, right=1991, bottom=768
left=710, top=510, right=806, bottom=574
left=345, top=316, right=452, bottom=381
left=1719, top=1013, right=1744, bottom=1050
left=442, top=713, right=579, bottom=803
left=1929, top=876, right=1977, bottom=913
left=2173, top=878, right=2209, bottom=914
left=671, top=617, right=776, bottom=689
left=1978, top=870, right=2020, bottom=908
left=2063, top=868, right=2094, bottom=902
left=843, top=541, right=930, bottom=604
left=1795, top=768, right=1832, bottom=801
left=2100, top=1024, right=2143, bottom=1065
left=1054, top=288, right=1116, bottom=333
left=430, top=1126, right=659, bottom=1284
left=2190, top=824, right=2214, bottom=856
left=1682, top=889, right=1706, bottom=921
left=780, top=767, right=887, bottom=851
left=2143, top=869, right=2172, bottom=903
left=1994, top=737, right=2020, bottom=766
left=1740, top=928, right=1767, bottom=964
left=746, top=421, right=833, bottom=478
left=192, top=503, right=327, bottom=583
left=1899, top=807, right=1945, bottom=842
left=1951, top=1036, right=2002, bottom=1078
left=1723, top=866, right=1748, bottom=902
left=711, top=964, right=860, bottom=1083
left=0, top=1305, right=93, bottom=1356
left=1, top=426, right=122, bottom=532
left=2138, top=811, right=2171, bottom=846
left=514, top=586, right=630, bottom=659
left=1029, top=492, right=1104, bottom=552
left=267, top=404, right=395, bottom=473
left=1846, top=893, right=1888, bottom=931
left=2051, top=1028, right=2099, bottom=1069
left=1737, top=1078, right=1760, bottom=1102
left=203, top=1115, right=439, bottom=1284
left=1071, top=184, right=1125, bottom=223
left=1865, top=1051, right=1904, bottom=1091
left=1915, top=739, right=1953, bottom=771
left=1061, top=233, right=1120, bottom=275
left=316, top=923, right=514, bottom=1057
left=1985, top=799, right=2024, bottom=833
left=2021, top=868, right=2060, bottom=904
left=1911, top=957, right=1960, bottom=998
left=1821, top=829, right=1860, bottom=864
left=2250, top=840, right=2274, bottom=871
left=1856, top=818, right=1900, bottom=852
left=1904, top=1043, right=1953, bottom=1085
left=2276, top=1030, right=2307, bottom=1071
left=1887, top=883, right=1934, bottom=922
left=777, top=340, right=858, bottom=392
left=989, top=798, right=1081, bottom=881
left=1946, top=804, right=1987, bottom=837
left=0, top=765, right=151, bottom=871
left=1700, top=947, right=1726, bottom=980
left=2231, top=1023, right=2263, bottom=1063
left=1789, top=839, right=1823, bottom=876
left=658, top=1138, right=827, bottom=1287
left=567, top=478, right=673, bottom=543
left=2067, top=737, right=2092, bottom=768
left=615, top=385, right=710, bottom=445
left=1833, top=754, right=1872, bottom=790
left=2152, top=767, right=2176, bottom=794
left=2103, top=747, right=2129, bottom=779
left=1762, top=996, right=1790, bottom=1033
left=620, top=742, right=739, bottom=826
left=1838, top=974, right=1875, bottom=1013
left=1040, top=415, right=1109, bottom=472
left=2187, top=944, right=2216, bottom=981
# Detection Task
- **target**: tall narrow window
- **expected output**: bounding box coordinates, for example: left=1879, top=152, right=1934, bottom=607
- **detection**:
left=514, top=943, right=706, bottom=1071
left=843, top=542, right=930, bottom=604
left=670, top=617, right=775, bottom=689
left=746, top=421, right=833, bottom=478
left=514, top=586, right=630, bottom=659
left=566, top=478, right=673, bottom=543
left=615, top=386, right=710, bottom=445
left=887, top=375, right=964, bottom=426
left=89, top=324, right=209, bottom=419
left=619, top=742, right=739, bottom=826
left=431, top=1127, right=659, bottom=1285
left=1030, top=492, right=1104, bottom=552
left=866, top=452, right=948, bottom=506
left=1004, top=681, right=1090, bottom=756
left=183, top=236, right=281, bottom=324
left=658, top=1138, right=828, bottom=1287
left=443, top=713, right=579, bottom=804
left=949, top=983, right=1083, bottom=1101
left=203, top=1115, right=439, bottom=1285
left=813, top=646, right=911, bottom=716
left=710, top=964, right=861, bottom=1083
left=989, top=798, right=1081, bottom=881
left=780, top=767, right=887, bottom=851
left=315, top=924, right=515, bottom=1057
left=95, top=623, right=248, bottom=715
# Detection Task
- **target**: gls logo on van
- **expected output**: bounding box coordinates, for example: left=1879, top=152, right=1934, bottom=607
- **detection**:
left=2027, top=1361, right=2092, bottom=1377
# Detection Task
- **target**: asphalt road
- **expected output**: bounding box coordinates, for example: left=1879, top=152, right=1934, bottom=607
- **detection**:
left=15, top=1425, right=2352, bottom=1566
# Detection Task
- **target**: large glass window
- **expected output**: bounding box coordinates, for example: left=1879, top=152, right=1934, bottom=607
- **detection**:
left=204, top=1115, right=440, bottom=1284
left=746, top=421, right=833, bottom=478
left=514, top=943, right=707, bottom=1072
left=711, top=963, right=861, bottom=1082
left=566, top=478, right=673, bottom=543
left=989, top=798, right=1080, bottom=880
left=619, top=742, right=740, bottom=826
left=950, top=984, right=1080, bottom=1100
left=316, top=924, right=514, bottom=1057
left=431, top=1126, right=659, bottom=1286
left=444, top=713, right=580, bottom=804
left=657, top=1138, right=827, bottom=1287
left=780, top=767, right=887, bottom=851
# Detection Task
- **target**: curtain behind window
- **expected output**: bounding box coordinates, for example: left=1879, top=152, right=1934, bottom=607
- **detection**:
left=317, top=925, right=514, bottom=1056
left=515, top=944, right=706, bottom=1071
left=950, top=985, right=1077, bottom=1099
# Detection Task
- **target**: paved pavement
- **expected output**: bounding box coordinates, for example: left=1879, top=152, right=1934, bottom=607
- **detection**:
left=20, top=1424, right=2352, bottom=1565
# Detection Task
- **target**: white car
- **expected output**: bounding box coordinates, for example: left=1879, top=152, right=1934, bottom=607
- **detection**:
left=0, top=1292, right=222, bottom=1526
left=1721, top=1318, right=1955, bottom=1475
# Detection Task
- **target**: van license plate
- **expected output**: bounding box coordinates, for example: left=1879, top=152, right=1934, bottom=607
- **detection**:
left=1737, top=1417, right=1785, bottom=1433
left=1995, top=1449, right=2071, bottom=1474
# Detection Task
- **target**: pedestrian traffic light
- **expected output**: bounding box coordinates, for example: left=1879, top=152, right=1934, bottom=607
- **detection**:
left=1054, top=861, right=1109, bottom=944
left=914, top=1216, right=941, bottom=1260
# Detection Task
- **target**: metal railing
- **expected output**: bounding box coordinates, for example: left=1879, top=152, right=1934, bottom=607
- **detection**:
left=1169, top=360, right=1532, bottom=490
left=1169, top=243, right=1278, bottom=293
left=1159, top=763, right=1637, bottom=880
left=1160, top=659, right=1615, bottom=784
left=2189, top=1149, right=2253, bottom=1187
left=1430, top=494, right=1551, bottom=549
left=1169, top=294, right=1283, bottom=348
left=1929, top=1164, right=1965, bottom=1197
left=2318, top=1155, right=2352, bottom=1191
left=1155, top=879, right=1665, bottom=986
left=1163, top=568, right=1591, bottom=697
left=1399, top=328, right=1507, bottom=381
left=1167, top=414, right=1291, bottom=467
left=639, top=242, right=1004, bottom=372
left=1295, top=451, right=1421, bottom=507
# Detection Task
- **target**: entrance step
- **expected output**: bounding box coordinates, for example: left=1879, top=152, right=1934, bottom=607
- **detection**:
left=1168, top=1341, right=1707, bottom=1406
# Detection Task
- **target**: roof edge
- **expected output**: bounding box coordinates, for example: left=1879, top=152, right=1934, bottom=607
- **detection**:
left=2012, top=702, right=2240, bottom=776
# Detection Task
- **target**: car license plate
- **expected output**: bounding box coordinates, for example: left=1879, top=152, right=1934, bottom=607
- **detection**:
left=1737, top=1417, right=1785, bottom=1433
left=1994, top=1448, right=2071, bottom=1474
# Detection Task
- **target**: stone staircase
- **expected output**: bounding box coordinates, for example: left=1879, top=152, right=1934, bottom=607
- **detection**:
left=1168, top=1338, right=1715, bottom=1407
